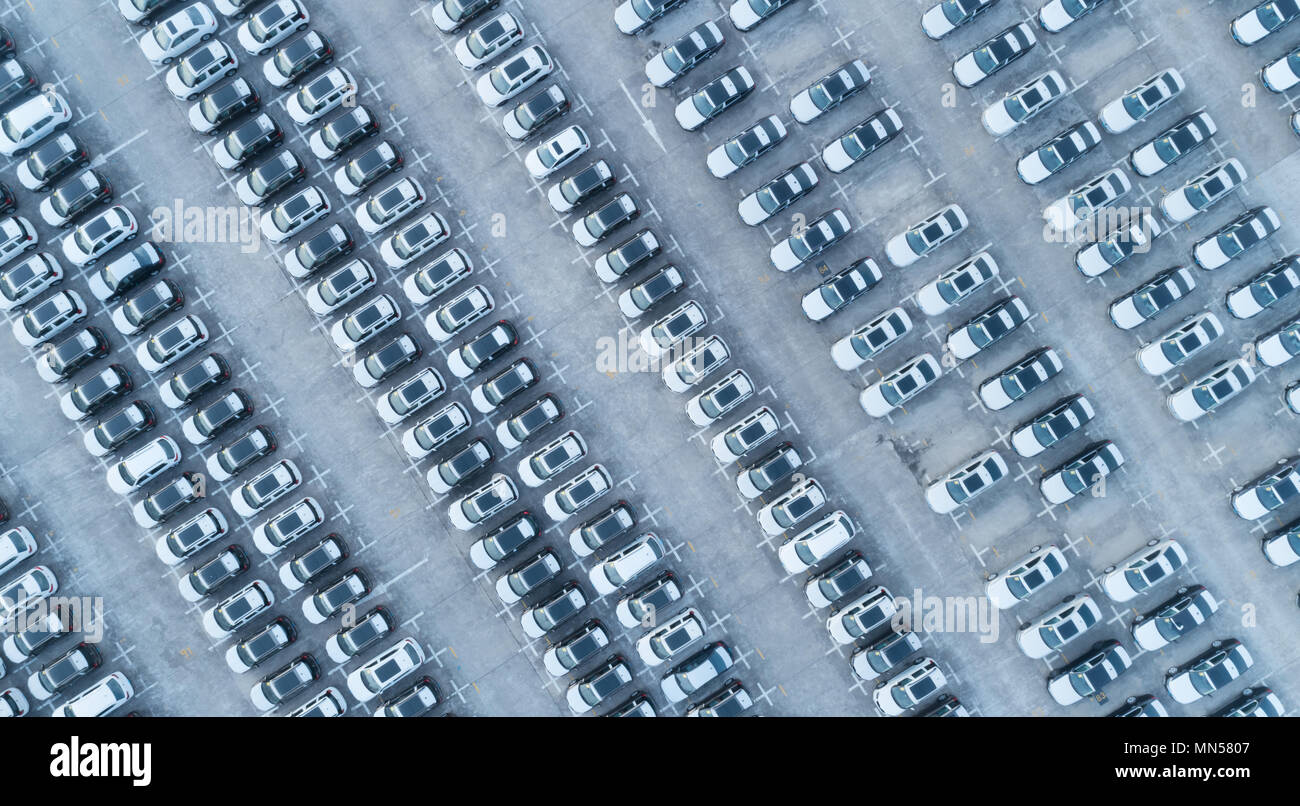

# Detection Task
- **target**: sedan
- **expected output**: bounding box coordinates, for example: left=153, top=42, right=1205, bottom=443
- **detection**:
left=800, top=257, right=882, bottom=321
left=1136, top=312, right=1221, bottom=376
left=830, top=307, right=912, bottom=371
left=1017, top=593, right=1101, bottom=659
left=1047, top=639, right=1130, bottom=706
left=1016, top=120, right=1102, bottom=185
left=1043, top=169, right=1131, bottom=237
left=615, top=0, right=686, bottom=34
left=859, top=353, right=940, bottom=416
left=770, top=208, right=851, bottom=272
left=978, top=347, right=1062, bottom=410
left=921, top=0, right=999, bottom=39
left=1132, top=585, right=1218, bottom=651
left=1129, top=110, right=1216, bottom=177
left=1166, top=359, right=1255, bottom=422
left=475, top=45, right=552, bottom=107
left=707, top=115, right=787, bottom=179
left=945, top=295, right=1030, bottom=360
left=1074, top=212, right=1160, bottom=278
left=139, top=3, right=217, bottom=65
left=1226, top=257, right=1300, bottom=319
left=821, top=107, right=903, bottom=174
left=884, top=204, right=967, bottom=267
left=1257, top=317, right=1300, bottom=368
left=1098, top=68, right=1185, bottom=134
left=924, top=449, right=1008, bottom=514
left=1231, top=0, right=1300, bottom=45
left=983, top=70, right=1066, bottom=136
left=1010, top=393, right=1095, bottom=458
left=985, top=544, right=1067, bottom=610
left=1159, top=158, right=1246, bottom=223
left=61, top=205, right=136, bottom=267
left=674, top=66, right=754, bottom=131
left=1108, top=265, right=1196, bottom=330
left=1165, top=639, right=1253, bottom=704
left=1232, top=458, right=1300, bottom=521
left=729, top=0, right=798, bottom=30
left=737, top=161, right=819, bottom=226
left=1039, top=0, right=1108, bottom=31
left=915, top=251, right=999, bottom=316
left=1040, top=440, right=1124, bottom=504
left=790, top=60, right=871, bottom=124
left=645, top=21, right=724, bottom=87
left=1192, top=206, right=1281, bottom=270
left=952, top=23, right=1036, bottom=88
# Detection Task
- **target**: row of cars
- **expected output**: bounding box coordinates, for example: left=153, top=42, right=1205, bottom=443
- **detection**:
left=432, top=0, right=758, bottom=717
left=0, top=23, right=142, bottom=719
left=114, top=0, right=448, bottom=716
left=604, top=1, right=972, bottom=716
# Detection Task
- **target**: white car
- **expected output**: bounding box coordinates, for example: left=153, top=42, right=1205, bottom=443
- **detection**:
left=453, top=12, right=522, bottom=70
left=1132, top=585, right=1218, bottom=652
left=138, top=3, right=217, bottom=65
left=945, top=295, right=1030, bottom=361
left=1192, top=206, right=1281, bottom=270
left=1040, top=440, right=1124, bottom=504
left=673, top=66, right=754, bottom=131
left=306, top=259, right=375, bottom=316
left=1231, top=0, right=1300, bottom=45
left=1098, top=68, right=1184, bottom=134
left=379, top=212, right=450, bottom=270
left=0, top=527, right=37, bottom=578
left=518, top=431, right=586, bottom=488
left=777, top=511, right=855, bottom=574
left=921, top=0, right=998, bottom=39
left=1128, top=110, right=1216, bottom=177
left=1101, top=538, right=1188, bottom=602
left=346, top=638, right=424, bottom=703
left=1010, top=393, right=1095, bottom=458
left=1165, top=639, right=1253, bottom=705
left=638, top=300, right=706, bottom=359
left=1074, top=213, right=1160, bottom=278
left=1136, top=312, right=1222, bottom=376
left=230, top=460, right=301, bottom=518
left=1166, top=359, right=1255, bottom=422
left=287, top=67, right=355, bottom=126
left=686, top=369, right=753, bottom=427
left=1016, top=593, right=1101, bottom=659
left=425, top=284, right=493, bottom=342
left=1262, top=44, right=1300, bottom=91
left=1263, top=521, right=1300, bottom=566
left=985, top=544, right=1067, bottom=610
left=710, top=406, right=778, bottom=464
left=0, top=253, right=63, bottom=312
left=61, top=206, right=138, bottom=268
left=0, top=566, right=57, bottom=629
left=769, top=209, right=852, bottom=273
left=789, top=61, right=870, bottom=125
left=859, top=353, right=941, bottom=417
left=826, top=586, right=896, bottom=645
left=376, top=367, right=446, bottom=425
left=1232, top=459, right=1300, bottom=521
left=1047, top=640, right=1131, bottom=706
left=635, top=607, right=703, bottom=667
left=884, top=204, right=967, bottom=268
left=235, top=0, right=308, bottom=55
left=951, top=23, right=1036, bottom=88
left=800, top=258, right=883, bottom=322
left=260, top=186, right=329, bottom=244
left=982, top=71, right=1066, bottom=137
left=1158, top=158, right=1246, bottom=223
left=542, top=465, right=612, bottom=523
left=1256, top=317, right=1300, bottom=368
left=1016, top=121, right=1102, bottom=185
left=51, top=673, right=134, bottom=718
left=924, top=449, right=1008, bottom=514
left=873, top=657, right=947, bottom=716
left=737, top=161, right=818, bottom=225
left=329, top=294, right=401, bottom=352
left=136, top=314, right=209, bottom=373
left=1043, top=169, right=1131, bottom=237
left=829, top=307, right=912, bottom=372
left=106, top=436, right=181, bottom=495
left=355, top=177, right=425, bottom=234
left=447, top=474, right=517, bottom=531
left=0, top=92, right=71, bottom=158
left=757, top=478, right=826, bottom=536
left=661, top=334, right=729, bottom=393
left=402, top=248, right=472, bottom=306
left=1109, top=265, right=1197, bottom=331
left=590, top=533, right=665, bottom=597
left=475, top=45, right=552, bottom=107
left=915, top=252, right=998, bottom=317
left=11, top=289, right=83, bottom=349
left=524, top=125, right=589, bottom=180
left=729, top=0, right=796, bottom=31
left=252, top=496, right=324, bottom=557
left=706, top=115, right=787, bottom=178
left=201, top=579, right=274, bottom=638
left=644, top=21, right=724, bottom=87
left=155, top=508, right=228, bottom=566
left=1038, top=0, right=1107, bottom=31
left=165, top=40, right=238, bottom=99
left=1226, top=258, right=1300, bottom=319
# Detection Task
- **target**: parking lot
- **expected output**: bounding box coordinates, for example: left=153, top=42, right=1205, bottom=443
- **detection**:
left=1, top=0, right=1299, bottom=717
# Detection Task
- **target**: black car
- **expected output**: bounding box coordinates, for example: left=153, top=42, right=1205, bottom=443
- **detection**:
left=376, top=675, right=440, bottom=717
left=286, top=223, right=354, bottom=278
left=19, top=133, right=89, bottom=191
left=268, top=31, right=333, bottom=87
left=161, top=352, right=230, bottom=409
left=327, top=605, right=395, bottom=661
left=0, top=57, right=38, bottom=110
left=549, top=159, right=614, bottom=213
left=229, top=616, right=297, bottom=672
left=39, top=326, right=109, bottom=382
left=338, top=141, right=402, bottom=194
left=505, top=84, right=569, bottom=140
left=311, top=106, right=379, bottom=160
left=31, top=643, right=102, bottom=699
left=252, top=654, right=320, bottom=710
left=182, top=545, right=250, bottom=599
left=186, top=389, right=254, bottom=443
left=193, top=78, right=260, bottom=134
left=214, top=113, right=283, bottom=170
left=450, top=320, right=517, bottom=377
left=85, top=400, right=156, bottom=455
left=210, top=425, right=276, bottom=479
left=64, top=364, right=132, bottom=420
left=116, top=278, right=183, bottom=333
left=44, top=170, right=112, bottom=228
left=88, top=242, right=165, bottom=302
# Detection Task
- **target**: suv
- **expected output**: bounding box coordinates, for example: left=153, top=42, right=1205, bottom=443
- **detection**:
left=40, top=169, right=112, bottom=228
left=284, top=223, right=354, bottom=279
left=334, top=140, right=402, bottom=196
left=402, top=402, right=472, bottom=460
left=37, top=327, right=110, bottom=383
left=547, top=159, right=614, bottom=214
left=225, top=616, right=297, bottom=673
left=569, top=500, right=636, bottom=559
left=84, top=400, right=156, bottom=457
left=252, top=497, right=325, bottom=557
left=212, top=113, right=283, bottom=170
left=324, top=605, right=396, bottom=663
left=189, top=78, right=260, bottom=135
left=160, top=352, right=230, bottom=409
left=503, top=84, right=568, bottom=140
left=87, top=242, right=165, bottom=303
left=309, top=106, right=380, bottom=160
left=303, top=568, right=371, bottom=624
left=204, top=420, right=274, bottom=481
left=16, top=133, right=87, bottom=191
left=235, top=150, right=305, bottom=206
left=468, top=512, right=540, bottom=571
left=177, top=545, right=249, bottom=601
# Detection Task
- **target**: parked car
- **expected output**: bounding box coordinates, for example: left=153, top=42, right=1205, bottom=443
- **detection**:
left=924, top=449, right=1009, bottom=514
left=1109, top=266, right=1196, bottom=331
left=1192, top=206, right=1281, bottom=270
left=548, top=159, right=615, bottom=214
left=952, top=23, right=1036, bottom=87
left=674, top=66, right=754, bottom=131
left=1159, top=158, right=1247, bottom=223
left=401, top=248, right=472, bottom=306
left=1166, top=359, right=1255, bottom=422
left=1040, top=440, right=1124, bottom=504
left=1232, top=458, right=1300, bottom=521
left=801, top=257, right=882, bottom=322
left=286, top=67, right=355, bottom=126
left=985, top=544, right=1067, bottom=609
left=885, top=204, right=967, bottom=268
left=225, top=616, right=297, bottom=673
left=166, top=40, right=238, bottom=100
left=324, top=606, right=395, bottom=664
left=645, top=21, right=724, bottom=87
left=770, top=208, right=851, bottom=272
left=251, top=497, right=325, bottom=557
left=263, top=30, right=333, bottom=88
left=978, top=347, right=1063, bottom=410
left=1010, top=393, right=1095, bottom=458
left=1098, top=69, right=1184, bottom=133
left=212, top=113, right=283, bottom=170
left=1017, top=593, right=1102, bottom=659
left=1048, top=639, right=1131, bottom=706
left=303, top=568, right=371, bottom=625
left=1165, top=639, right=1252, bottom=704
left=177, top=544, right=249, bottom=601
left=454, top=12, right=522, bottom=69
left=737, top=161, right=819, bottom=225
left=236, top=0, right=309, bottom=56
left=569, top=501, right=636, bottom=559
left=502, top=84, right=569, bottom=141
left=16, top=133, right=87, bottom=191
left=946, top=295, right=1029, bottom=360
left=346, top=638, right=424, bottom=703
left=921, top=0, right=999, bottom=39
left=616, top=0, right=687, bottom=33
left=1017, top=121, right=1102, bottom=185
left=1132, top=585, right=1218, bottom=651
left=374, top=676, right=440, bottom=717
left=983, top=70, right=1066, bottom=136
left=475, top=45, right=552, bottom=107
left=188, top=78, right=260, bottom=135
left=1136, top=312, right=1221, bottom=376
left=308, top=106, right=378, bottom=162
left=201, top=579, right=275, bottom=638
left=1129, top=110, right=1216, bottom=177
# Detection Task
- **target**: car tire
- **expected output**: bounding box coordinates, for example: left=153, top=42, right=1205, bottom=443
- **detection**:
left=1166, top=665, right=1178, bottom=674
left=1103, top=565, right=1116, bottom=574
left=200, top=33, right=212, bottom=42
left=985, top=571, right=998, bottom=581
left=1177, top=585, right=1188, bottom=594
left=1146, top=538, right=1159, bottom=546
left=126, top=233, right=137, bottom=241
left=1211, top=639, right=1222, bottom=648
left=225, top=69, right=237, bottom=79
left=1030, top=544, right=1041, bottom=552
